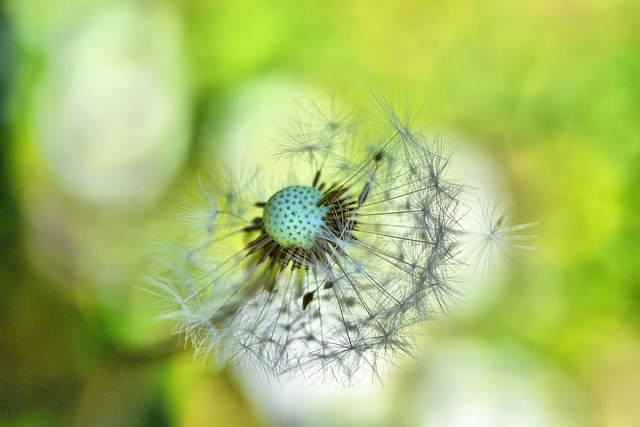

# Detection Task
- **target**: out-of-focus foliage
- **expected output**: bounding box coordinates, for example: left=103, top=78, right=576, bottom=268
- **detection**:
left=1, top=0, right=639, bottom=426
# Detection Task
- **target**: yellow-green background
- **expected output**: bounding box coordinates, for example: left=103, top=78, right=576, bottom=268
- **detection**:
left=1, top=0, right=639, bottom=426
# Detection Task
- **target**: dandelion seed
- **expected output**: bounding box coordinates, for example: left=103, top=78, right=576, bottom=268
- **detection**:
left=465, top=198, right=538, bottom=277
left=150, top=95, right=533, bottom=383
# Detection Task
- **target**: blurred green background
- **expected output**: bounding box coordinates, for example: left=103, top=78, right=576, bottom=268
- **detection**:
left=1, top=0, right=639, bottom=426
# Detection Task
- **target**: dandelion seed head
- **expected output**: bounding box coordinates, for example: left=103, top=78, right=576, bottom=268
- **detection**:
left=150, top=92, right=535, bottom=384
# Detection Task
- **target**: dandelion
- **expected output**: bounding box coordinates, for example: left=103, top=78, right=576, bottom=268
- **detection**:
left=150, top=95, right=531, bottom=383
